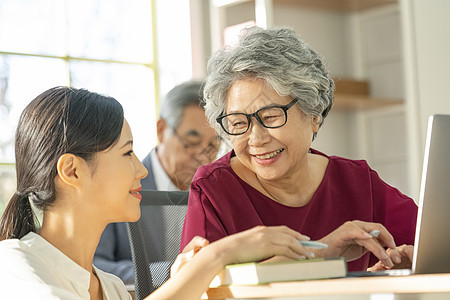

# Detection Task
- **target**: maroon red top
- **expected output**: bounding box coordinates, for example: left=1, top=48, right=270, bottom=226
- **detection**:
left=180, top=149, right=417, bottom=271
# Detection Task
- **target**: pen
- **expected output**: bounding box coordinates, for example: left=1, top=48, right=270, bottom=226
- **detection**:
left=301, top=230, right=379, bottom=251
left=337, top=229, right=382, bottom=257
left=299, top=240, right=328, bottom=249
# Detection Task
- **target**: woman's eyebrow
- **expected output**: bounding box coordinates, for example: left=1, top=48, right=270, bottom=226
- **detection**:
left=120, top=140, right=133, bottom=149
left=227, top=103, right=280, bottom=114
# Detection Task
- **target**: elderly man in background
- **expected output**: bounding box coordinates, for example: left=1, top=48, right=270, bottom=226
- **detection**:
left=94, top=81, right=221, bottom=284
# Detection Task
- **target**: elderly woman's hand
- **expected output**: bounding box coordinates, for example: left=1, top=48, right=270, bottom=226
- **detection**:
left=369, top=244, right=414, bottom=271
left=316, top=220, right=402, bottom=268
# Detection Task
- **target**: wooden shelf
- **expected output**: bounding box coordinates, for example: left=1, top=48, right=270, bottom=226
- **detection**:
left=333, top=94, right=403, bottom=110
left=332, top=78, right=403, bottom=110
left=273, top=0, right=397, bottom=12
left=219, top=0, right=397, bottom=11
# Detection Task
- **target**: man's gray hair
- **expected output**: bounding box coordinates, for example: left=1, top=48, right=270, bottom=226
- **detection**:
left=159, top=81, right=205, bottom=129
left=203, top=26, right=335, bottom=140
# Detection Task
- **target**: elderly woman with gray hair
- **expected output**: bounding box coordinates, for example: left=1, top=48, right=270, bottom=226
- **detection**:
left=180, top=26, right=417, bottom=272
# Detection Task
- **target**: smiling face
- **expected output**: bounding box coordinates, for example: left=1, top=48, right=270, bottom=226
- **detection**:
left=84, top=119, right=148, bottom=223
left=226, top=78, right=319, bottom=182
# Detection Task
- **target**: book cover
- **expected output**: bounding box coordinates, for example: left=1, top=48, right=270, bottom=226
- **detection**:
left=210, top=257, right=347, bottom=287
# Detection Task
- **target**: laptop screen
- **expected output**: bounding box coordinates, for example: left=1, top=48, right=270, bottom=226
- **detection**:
left=412, top=114, right=450, bottom=274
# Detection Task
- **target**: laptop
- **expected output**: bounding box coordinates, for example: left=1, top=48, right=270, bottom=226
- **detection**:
left=412, top=114, right=450, bottom=274
left=350, top=114, right=450, bottom=277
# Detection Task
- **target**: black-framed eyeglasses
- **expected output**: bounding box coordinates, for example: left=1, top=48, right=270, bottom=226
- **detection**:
left=172, top=129, right=221, bottom=160
left=216, top=98, right=299, bottom=136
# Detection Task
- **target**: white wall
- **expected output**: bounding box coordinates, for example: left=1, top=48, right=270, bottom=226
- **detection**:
left=356, top=5, right=410, bottom=197
left=225, top=3, right=350, bottom=77
left=401, top=0, right=450, bottom=200
left=273, top=4, right=349, bottom=78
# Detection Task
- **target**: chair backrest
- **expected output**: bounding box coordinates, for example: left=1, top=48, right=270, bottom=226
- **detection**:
left=126, top=190, right=189, bottom=300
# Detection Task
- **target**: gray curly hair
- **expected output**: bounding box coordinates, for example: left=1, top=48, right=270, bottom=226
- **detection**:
left=203, top=26, right=334, bottom=141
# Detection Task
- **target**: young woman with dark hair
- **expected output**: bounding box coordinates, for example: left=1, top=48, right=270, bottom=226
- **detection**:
left=0, top=86, right=313, bottom=300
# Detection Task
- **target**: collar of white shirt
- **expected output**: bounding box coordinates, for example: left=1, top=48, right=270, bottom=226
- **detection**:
left=150, top=147, right=181, bottom=191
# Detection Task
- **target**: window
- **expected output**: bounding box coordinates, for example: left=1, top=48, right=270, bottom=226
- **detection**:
left=0, top=0, right=163, bottom=215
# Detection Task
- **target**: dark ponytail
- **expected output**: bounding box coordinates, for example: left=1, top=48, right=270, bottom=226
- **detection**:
left=0, top=87, right=124, bottom=241
left=0, top=193, right=38, bottom=240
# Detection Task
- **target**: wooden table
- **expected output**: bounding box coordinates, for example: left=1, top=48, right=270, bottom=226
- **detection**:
left=126, top=284, right=135, bottom=300
left=202, top=273, right=450, bottom=299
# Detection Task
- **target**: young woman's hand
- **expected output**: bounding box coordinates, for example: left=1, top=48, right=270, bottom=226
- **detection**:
left=171, top=225, right=312, bottom=278
left=317, top=220, right=402, bottom=268
left=150, top=226, right=313, bottom=300
left=170, top=236, right=209, bottom=277
left=209, top=225, right=314, bottom=266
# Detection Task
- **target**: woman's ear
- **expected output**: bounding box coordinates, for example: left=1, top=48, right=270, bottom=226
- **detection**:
left=56, top=154, right=84, bottom=190
left=312, top=116, right=321, bottom=133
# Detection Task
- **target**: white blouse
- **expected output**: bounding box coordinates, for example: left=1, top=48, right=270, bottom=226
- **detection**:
left=0, top=232, right=131, bottom=299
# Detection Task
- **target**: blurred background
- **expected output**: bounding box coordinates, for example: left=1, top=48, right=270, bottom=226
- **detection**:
left=1, top=0, right=449, bottom=216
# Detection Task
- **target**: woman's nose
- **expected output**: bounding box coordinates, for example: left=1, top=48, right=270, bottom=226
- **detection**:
left=134, top=155, right=148, bottom=179
left=248, top=120, right=270, bottom=146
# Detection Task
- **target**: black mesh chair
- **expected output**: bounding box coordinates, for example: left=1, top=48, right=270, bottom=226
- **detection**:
left=126, top=190, right=189, bottom=300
